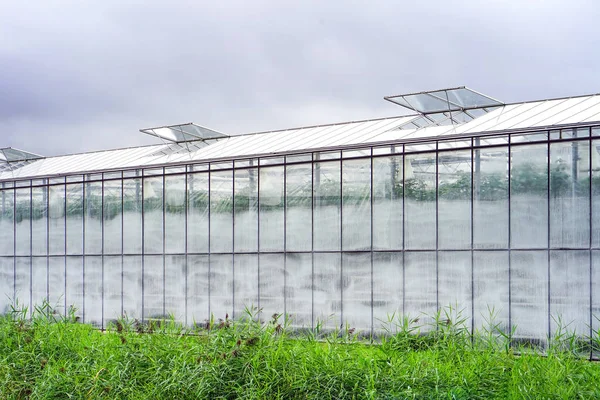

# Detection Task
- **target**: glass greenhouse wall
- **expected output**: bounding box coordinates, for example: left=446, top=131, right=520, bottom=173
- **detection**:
left=1, top=122, right=600, bottom=356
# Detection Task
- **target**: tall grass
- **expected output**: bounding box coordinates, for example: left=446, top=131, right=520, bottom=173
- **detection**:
left=0, top=302, right=599, bottom=399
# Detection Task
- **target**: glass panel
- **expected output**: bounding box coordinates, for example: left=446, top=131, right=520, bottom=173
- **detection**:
left=0, top=257, right=14, bottom=312
left=165, top=255, right=186, bottom=322
left=15, top=188, right=31, bottom=256
left=373, top=252, right=402, bottom=332
left=313, top=253, right=341, bottom=330
left=122, top=256, right=142, bottom=320
left=510, top=251, right=548, bottom=345
left=143, top=177, right=163, bottom=255
left=31, top=187, right=48, bottom=256
left=438, top=251, right=471, bottom=327
left=474, top=146, right=509, bottom=249
left=209, top=254, right=233, bottom=320
left=285, top=164, right=312, bottom=251
left=473, top=251, right=509, bottom=334
left=32, top=257, right=47, bottom=308
left=84, top=256, right=102, bottom=327
left=104, top=256, right=122, bottom=322
left=103, top=180, right=122, bottom=255
left=342, top=253, right=371, bottom=332
left=210, top=171, right=234, bottom=253
left=593, top=140, right=600, bottom=247
left=438, top=150, right=471, bottom=249
left=187, top=173, right=209, bottom=254
left=143, top=255, right=164, bottom=320
left=405, top=153, right=436, bottom=249
left=233, top=254, right=258, bottom=318
left=234, top=168, right=258, bottom=252
left=15, top=258, right=30, bottom=314
left=48, top=257, right=65, bottom=316
left=285, top=253, right=312, bottom=328
left=187, top=255, right=209, bottom=326
left=510, top=144, right=548, bottom=249
left=66, top=256, right=84, bottom=321
left=592, top=251, right=600, bottom=359
left=550, top=141, right=590, bottom=248
left=165, top=175, right=186, bottom=254
left=66, top=184, right=83, bottom=255
left=314, top=161, right=341, bottom=251
left=0, top=189, right=15, bottom=256
left=123, top=179, right=142, bottom=254
left=259, top=166, right=284, bottom=252
left=48, top=186, right=65, bottom=255
left=404, top=251, right=436, bottom=330
left=372, top=156, right=402, bottom=250
left=342, top=159, right=371, bottom=251
left=259, top=254, right=284, bottom=321
left=84, top=181, right=102, bottom=255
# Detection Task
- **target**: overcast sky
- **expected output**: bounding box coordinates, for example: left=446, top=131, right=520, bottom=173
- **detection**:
left=1, top=0, right=599, bottom=157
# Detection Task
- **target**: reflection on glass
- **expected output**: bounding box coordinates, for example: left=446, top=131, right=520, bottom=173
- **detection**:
left=342, top=160, right=371, bottom=251
left=285, top=253, right=312, bottom=328
left=259, top=254, right=284, bottom=320
left=15, top=188, right=31, bottom=256
left=165, top=176, right=186, bottom=254
left=259, top=167, right=284, bottom=251
left=314, top=162, right=341, bottom=251
left=143, top=255, right=164, bottom=320
left=210, top=171, right=233, bottom=253
left=31, top=186, right=48, bottom=256
left=66, top=184, right=83, bottom=255
left=405, top=154, right=436, bottom=249
left=438, top=150, right=471, bottom=249
left=372, top=156, right=402, bottom=250
left=234, top=169, right=258, bottom=252
left=84, top=256, right=102, bottom=326
left=473, top=251, right=509, bottom=333
left=48, top=185, right=65, bottom=255
left=165, top=255, right=186, bottom=321
left=143, top=177, right=163, bottom=254
left=85, top=181, right=102, bottom=255
left=187, top=173, right=209, bottom=253
left=103, top=181, right=122, bottom=254
left=0, top=189, right=15, bottom=256
left=123, top=179, right=142, bottom=254
left=286, top=164, right=312, bottom=251
left=233, top=254, right=258, bottom=318
left=342, top=252, right=371, bottom=331
left=404, top=251, right=436, bottom=329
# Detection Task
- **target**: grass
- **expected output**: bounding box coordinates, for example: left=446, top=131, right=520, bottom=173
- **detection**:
left=0, top=303, right=600, bottom=399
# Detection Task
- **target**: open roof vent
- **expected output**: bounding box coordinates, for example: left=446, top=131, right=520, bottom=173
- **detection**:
left=0, top=147, right=45, bottom=173
left=385, top=86, right=504, bottom=129
left=140, top=122, right=229, bottom=143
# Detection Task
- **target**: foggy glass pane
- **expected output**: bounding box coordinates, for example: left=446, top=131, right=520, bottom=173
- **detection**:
left=285, top=164, right=312, bottom=251
left=234, top=254, right=258, bottom=318
left=66, top=184, right=83, bottom=255
left=15, top=188, right=31, bottom=256
left=164, top=176, right=186, bottom=254
left=438, top=150, right=471, bottom=249
left=0, top=257, right=14, bottom=313
left=84, top=181, right=102, bottom=255
left=143, top=255, right=164, bottom=320
left=373, top=252, right=402, bottom=332
left=259, top=254, right=285, bottom=321
left=473, top=251, right=509, bottom=334
left=285, top=253, right=312, bottom=328
left=48, top=185, right=65, bottom=255
left=234, top=168, right=258, bottom=253
left=511, top=251, right=548, bottom=342
left=122, top=179, right=142, bottom=254
left=342, top=160, right=371, bottom=251
left=0, top=189, right=15, bottom=256
left=143, top=177, right=163, bottom=255
left=510, top=145, right=548, bottom=249
left=48, top=257, right=65, bottom=316
left=259, top=167, right=284, bottom=252
left=103, top=181, right=122, bottom=255
left=210, top=171, right=233, bottom=253
left=32, top=257, right=47, bottom=309
left=592, top=251, right=600, bottom=359
left=15, top=258, right=30, bottom=315
left=550, top=251, right=590, bottom=337
left=66, top=256, right=84, bottom=321
left=314, top=162, right=341, bottom=251
left=314, top=253, right=341, bottom=330
left=438, top=251, right=471, bottom=327
left=404, top=251, right=436, bottom=329
left=31, top=187, right=48, bottom=256
left=165, top=255, right=186, bottom=321
left=187, top=255, right=209, bottom=326
left=550, top=141, right=590, bottom=248
left=84, top=256, right=102, bottom=327
left=104, top=256, right=121, bottom=322
left=474, top=146, right=508, bottom=249
left=122, top=256, right=142, bottom=320
left=405, top=153, right=436, bottom=249
left=209, top=254, right=233, bottom=320
left=187, top=173, right=209, bottom=254
left=342, top=252, right=371, bottom=332
left=372, top=156, right=402, bottom=251
left=592, top=141, right=600, bottom=248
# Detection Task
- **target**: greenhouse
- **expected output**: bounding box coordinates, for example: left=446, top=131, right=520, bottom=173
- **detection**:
left=1, top=87, right=600, bottom=349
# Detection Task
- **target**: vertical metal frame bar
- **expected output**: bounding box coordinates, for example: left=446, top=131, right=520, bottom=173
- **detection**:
left=231, top=168, right=236, bottom=319
left=120, top=178, right=124, bottom=318
left=589, top=132, right=594, bottom=360
left=13, top=188, right=16, bottom=305
left=63, top=184, right=67, bottom=317
left=369, top=148, right=374, bottom=339
left=435, top=142, right=439, bottom=314
left=101, top=178, right=105, bottom=329
left=547, top=137, right=551, bottom=343
left=140, top=175, right=145, bottom=322
left=339, top=158, right=343, bottom=327
left=82, top=181, right=86, bottom=323
left=470, top=139, right=475, bottom=337
left=257, top=163, right=261, bottom=317
left=46, top=182, right=50, bottom=306
left=162, top=170, right=166, bottom=319
left=507, top=134, right=512, bottom=340
left=207, top=169, right=212, bottom=320
left=184, top=171, right=189, bottom=326
left=402, top=146, right=406, bottom=317
left=28, top=185, right=32, bottom=317
left=283, top=162, right=288, bottom=323
left=311, top=157, right=316, bottom=330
